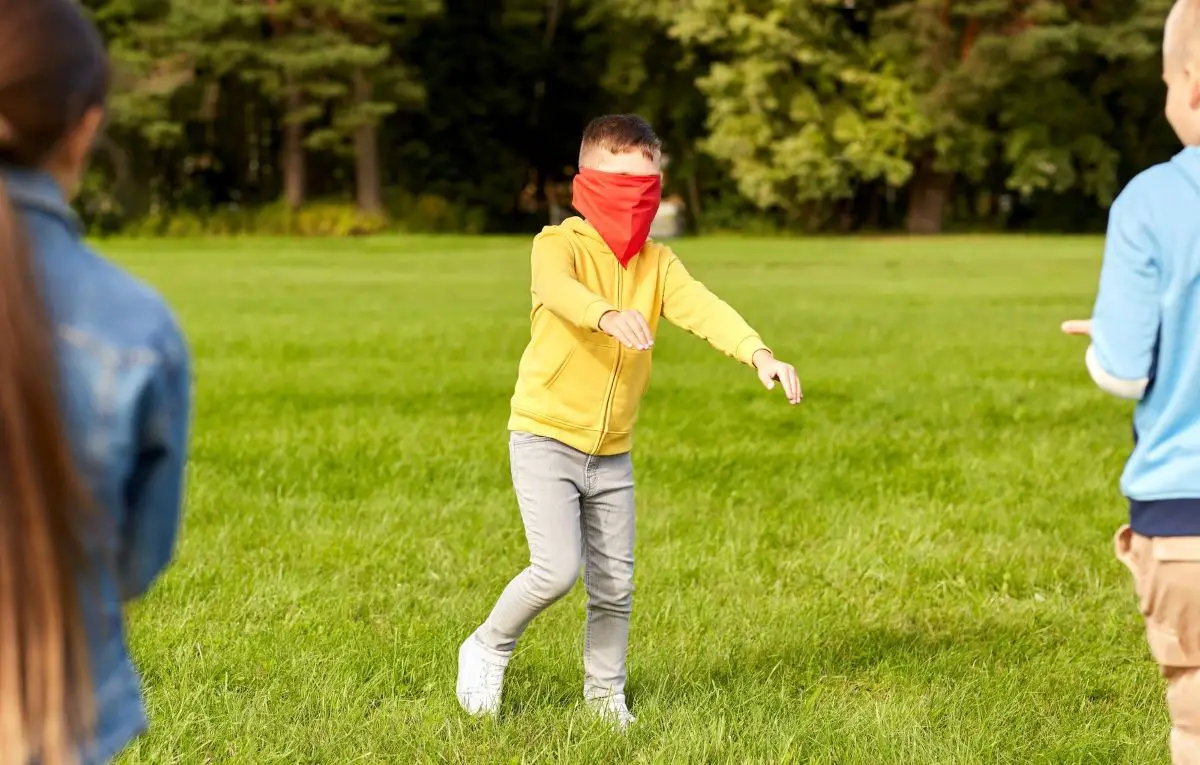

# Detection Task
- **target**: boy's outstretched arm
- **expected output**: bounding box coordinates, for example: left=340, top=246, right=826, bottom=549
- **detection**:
left=661, top=252, right=802, bottom=404
left=1062, top=188, right=1160, bottom=400
left=531, top=232, right=617, bottom=331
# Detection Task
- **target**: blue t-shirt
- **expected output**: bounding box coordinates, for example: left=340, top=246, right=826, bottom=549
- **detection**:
left=1090, top=146, right=1200, bottom=535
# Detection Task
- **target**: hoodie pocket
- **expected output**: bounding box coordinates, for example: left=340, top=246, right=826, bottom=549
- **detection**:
left=538, top=341, right=618, bottom=428
left=543, top=347, right=576, bottom=390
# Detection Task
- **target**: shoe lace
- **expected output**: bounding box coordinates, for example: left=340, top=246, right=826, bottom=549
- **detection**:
left=485, top=660, right=506, bottom=687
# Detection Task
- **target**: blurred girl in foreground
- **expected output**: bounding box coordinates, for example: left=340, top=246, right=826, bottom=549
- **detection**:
left=0, top=0, right=192, bottom=762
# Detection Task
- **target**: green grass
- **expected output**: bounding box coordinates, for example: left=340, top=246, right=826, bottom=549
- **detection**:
left=108, top=234, right=1166, bottom=764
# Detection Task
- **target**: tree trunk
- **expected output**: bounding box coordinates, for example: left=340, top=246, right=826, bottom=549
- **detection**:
left=905, top=155, right=953, bottom=235
left=352, top=70, right=384, bottom=216
left=684, top=148, right=702, bottom=233
left=282, top=83, right=306, bottom=210
left=865, top=184, right=884, bottom=231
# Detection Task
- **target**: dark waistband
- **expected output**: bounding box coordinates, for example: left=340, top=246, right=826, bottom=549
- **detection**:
left=1130, top=498, right=1200, bottom=536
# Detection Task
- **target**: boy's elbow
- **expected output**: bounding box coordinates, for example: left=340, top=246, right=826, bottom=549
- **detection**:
left=1085, top=344, right=1148, bottom=400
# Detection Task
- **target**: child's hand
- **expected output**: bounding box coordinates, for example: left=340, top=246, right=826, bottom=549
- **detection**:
left=599, top=310, right=654, bottom=350
left=753, top=350, right=802, bottom=404
left=1061, top=319, right=1092, bottom=337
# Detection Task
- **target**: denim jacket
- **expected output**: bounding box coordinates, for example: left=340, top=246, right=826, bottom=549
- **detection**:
left=4, top=169, right=191, bottom=764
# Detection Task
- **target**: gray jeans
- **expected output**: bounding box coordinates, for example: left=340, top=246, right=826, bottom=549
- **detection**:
left=475, top=431, right=636, bottom=700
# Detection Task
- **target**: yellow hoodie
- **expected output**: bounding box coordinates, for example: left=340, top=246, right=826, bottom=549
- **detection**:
left=508, top=217, right=769, bottom=456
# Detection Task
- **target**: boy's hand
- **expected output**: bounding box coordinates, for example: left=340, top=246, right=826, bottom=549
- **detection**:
left=753, top=350, right=802, bottom=404
left=1061, top=319, right=1092, bottom=337
left=599, top=310, right=654, bottom=350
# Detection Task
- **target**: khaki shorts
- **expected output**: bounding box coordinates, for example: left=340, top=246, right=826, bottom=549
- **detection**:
left=1115, top=526, right=1200, bottom=764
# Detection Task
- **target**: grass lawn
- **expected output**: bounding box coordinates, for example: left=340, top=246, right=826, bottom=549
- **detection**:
left=107, top=233, right=1164, bottom=764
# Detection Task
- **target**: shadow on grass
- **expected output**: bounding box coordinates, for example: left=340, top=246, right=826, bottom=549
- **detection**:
left=634, top=619, right=1074, bottom=705
left=494, top=619, right=1060, bottom=718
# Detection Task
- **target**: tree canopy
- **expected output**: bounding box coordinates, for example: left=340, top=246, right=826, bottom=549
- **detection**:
left=77, top=0, right=1179, bottom=235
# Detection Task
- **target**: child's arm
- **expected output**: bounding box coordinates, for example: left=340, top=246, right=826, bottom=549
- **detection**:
left=662, top=251, right=802, bottom=403
left=531, top=232, right=617, bottom=331
left=1062, top=190, right=1160, bottom=400
left=661, top=252, right=766, bottom=363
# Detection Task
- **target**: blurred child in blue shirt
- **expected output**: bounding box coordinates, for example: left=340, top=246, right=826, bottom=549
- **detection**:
left=1063, top=3, right=1200, bottom=761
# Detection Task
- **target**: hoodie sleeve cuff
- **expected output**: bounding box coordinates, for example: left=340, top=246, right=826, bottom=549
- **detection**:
left=736, top=337, right=771, bottom=367
left=1086, top=344, right=1148, bottom=400
left=582, top=299, right=619, bottom=332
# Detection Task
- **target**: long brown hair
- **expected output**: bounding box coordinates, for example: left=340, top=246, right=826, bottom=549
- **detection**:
left=0, top=1, right=110, bottom=763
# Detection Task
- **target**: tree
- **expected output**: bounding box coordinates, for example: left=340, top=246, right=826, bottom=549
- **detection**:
left=257, top=0, right=312, bottom=210
left=606, top=0, right=1173, bottom=233
left=608, top=0, right=928, bottom=229
left=77, top=0, right=1178, bottom=235
left=874, top=0, right=1172, bottom=233
left=581, top=0, right=713, bottom=227
left=85, top=0, right=265, bottom=213
left=255, top=0, right=439, bottom=214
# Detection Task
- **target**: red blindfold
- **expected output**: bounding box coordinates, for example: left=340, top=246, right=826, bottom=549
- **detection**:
left=571, top=168, right=662, bottom=267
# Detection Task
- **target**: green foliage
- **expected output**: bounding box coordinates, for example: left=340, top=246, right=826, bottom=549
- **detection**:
left=88, top=0, right=262, bottom=146
left=283, top=203, right=391, bottom=237
left=102, top=194, right=489, bottom=238
left=78, top=0, right=1184, bottom=234
left=597, top=0, right=1175, bottom=231
left=77, top=166, right=129, bottom=236
left=626, top=0, right=927, bottom=212
left=258, top=0, right=441, bottom=154
left=875, top=0, right=1170, bottom=206
left=385, top=191, right=489, bottom=234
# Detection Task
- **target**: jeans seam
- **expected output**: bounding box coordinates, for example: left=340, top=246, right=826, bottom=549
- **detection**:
left=581, top=502, right=594, bottom=695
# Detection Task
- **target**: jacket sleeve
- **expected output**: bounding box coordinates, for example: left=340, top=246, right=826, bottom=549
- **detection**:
left=118, top=318, right=192, bottom=601
left=1088, top=188, right=1160, bottom=401
left=660, top=250, right=769, bottom=366
left=531, top=232, right=617, bottom=331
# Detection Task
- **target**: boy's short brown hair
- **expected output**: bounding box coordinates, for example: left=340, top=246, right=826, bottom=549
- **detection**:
left=579, top=114, right=661, bottom=166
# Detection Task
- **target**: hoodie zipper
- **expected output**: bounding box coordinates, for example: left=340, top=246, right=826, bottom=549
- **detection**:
left=595, top=258, right=624, bottom=454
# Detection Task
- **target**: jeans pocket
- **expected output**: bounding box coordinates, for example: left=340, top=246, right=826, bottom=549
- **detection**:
left=510, top=431, right=554, bottom=447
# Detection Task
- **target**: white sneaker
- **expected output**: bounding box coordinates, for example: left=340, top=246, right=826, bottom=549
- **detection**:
left=456, top=634, right=509, bottom=717
left=587, top=694, right=636, bottom=730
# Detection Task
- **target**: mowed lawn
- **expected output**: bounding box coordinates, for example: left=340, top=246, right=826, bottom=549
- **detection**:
left=107, top=234, right=1163, bottom=764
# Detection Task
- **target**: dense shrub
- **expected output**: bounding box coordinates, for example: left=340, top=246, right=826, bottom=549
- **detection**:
left=88, top=193, right=489, bottom=238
